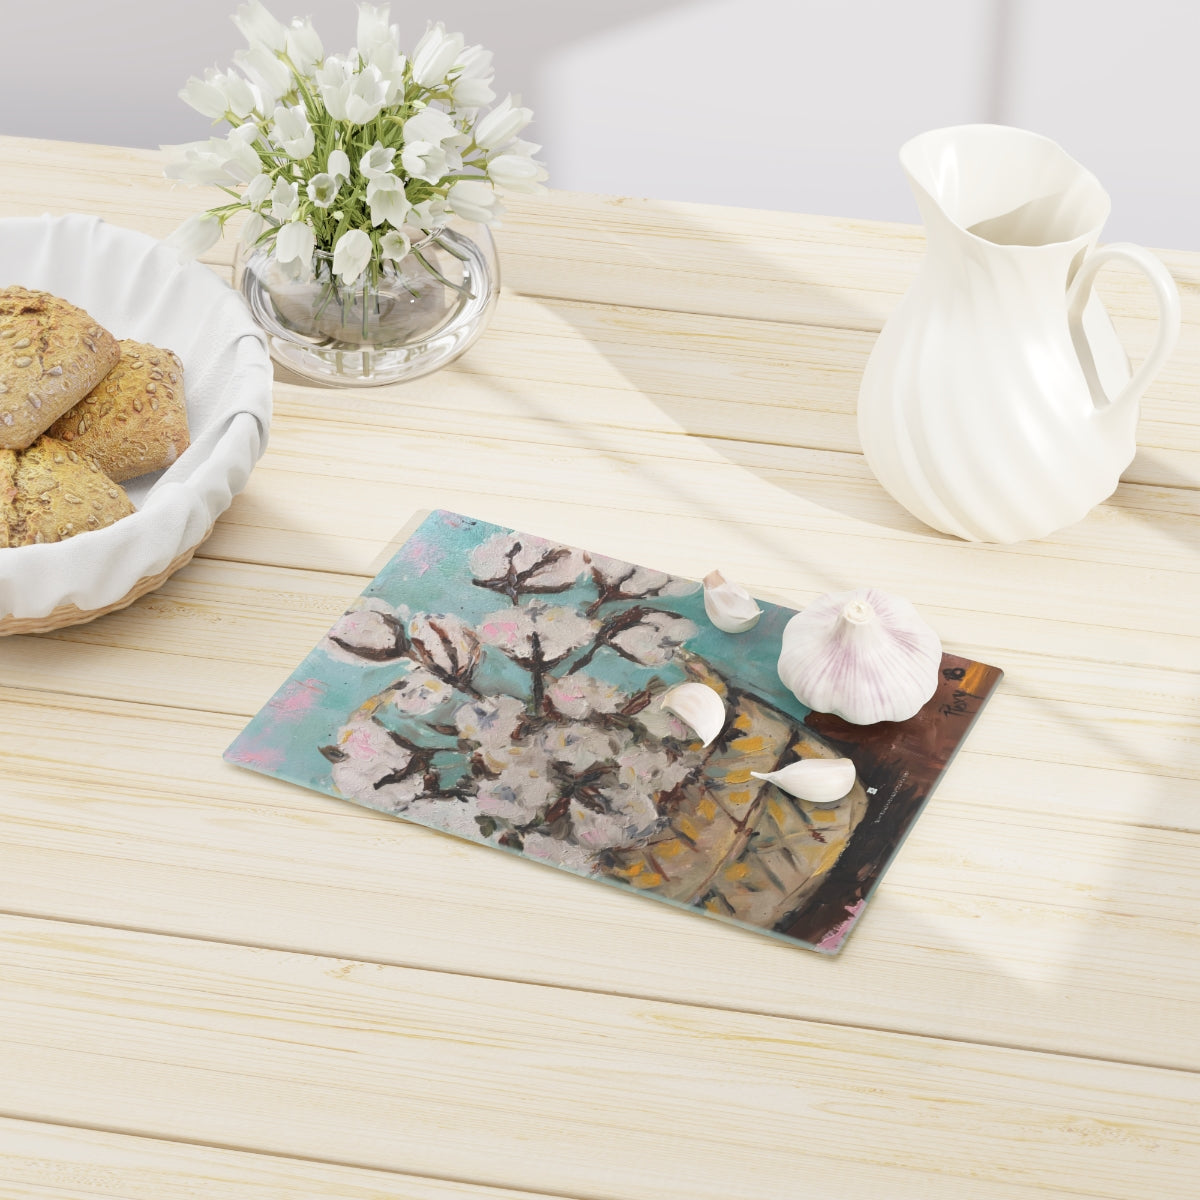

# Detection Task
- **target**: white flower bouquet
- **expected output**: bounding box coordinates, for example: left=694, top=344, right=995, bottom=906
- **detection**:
left=164, top=0, right=546, bottom=296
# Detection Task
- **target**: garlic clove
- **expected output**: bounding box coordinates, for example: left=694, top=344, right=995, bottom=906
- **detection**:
left=659, top=681, right=727, bottom=747
left=751, top=757, right=857, bottom=805
left=777, top=586, right=942, bottom=725
left=703, top=569, right=763, bottom=633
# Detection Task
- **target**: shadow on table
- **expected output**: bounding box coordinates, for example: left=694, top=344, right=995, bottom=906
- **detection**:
left=467, top=197, right=1200, bottom=1075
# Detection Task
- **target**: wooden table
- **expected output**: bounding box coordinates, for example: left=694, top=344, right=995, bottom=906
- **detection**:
left=1, top=135, right=1198, bottom=1200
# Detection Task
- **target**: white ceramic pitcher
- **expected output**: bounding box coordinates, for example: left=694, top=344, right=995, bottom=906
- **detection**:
left=857, top=124, right=1181, bottom=543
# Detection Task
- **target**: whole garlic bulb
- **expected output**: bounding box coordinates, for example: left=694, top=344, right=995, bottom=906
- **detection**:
left=777, top=587, right=942, bottom=725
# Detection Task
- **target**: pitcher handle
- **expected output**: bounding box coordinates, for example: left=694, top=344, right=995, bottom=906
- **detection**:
left=1067, top=242, right=1181, bottom=412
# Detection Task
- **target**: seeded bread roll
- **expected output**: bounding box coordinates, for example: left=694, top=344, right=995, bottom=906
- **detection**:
left=0, top=449, right=16, bottom=550
left=0, top=286, right=120, bottom=451
left=0, top=436, right=134, bottom=547
left=47, top=339, right=189, bottom=482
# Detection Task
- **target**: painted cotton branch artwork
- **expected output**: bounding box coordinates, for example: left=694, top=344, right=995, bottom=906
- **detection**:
left=226, top=511, right=1001, bottom=952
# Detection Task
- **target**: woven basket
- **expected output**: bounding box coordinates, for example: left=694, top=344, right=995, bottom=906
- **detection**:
left=0, top=528, right=212, bottom=637
left=0, top=214, right=271, bottom=633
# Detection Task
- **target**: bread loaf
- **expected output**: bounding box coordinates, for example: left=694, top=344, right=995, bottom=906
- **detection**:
left=0, top=436, right=134, bottom=547
left=48, top=339, right=189, bottom=481
left=0, top=287, right=120, bottom=451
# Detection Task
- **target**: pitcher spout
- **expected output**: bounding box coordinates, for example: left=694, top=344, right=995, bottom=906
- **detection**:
left=900, top=124, right=1110, bottom=255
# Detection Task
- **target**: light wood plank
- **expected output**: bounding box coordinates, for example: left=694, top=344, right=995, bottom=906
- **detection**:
left=2, top=135, right=1197, bottom=337
left=1, top=553, right=1197, bottom=790
left=0, top=1117, right=559, bottom=1200
left=262, top=348, right=1200, bottom=552
left=435, top=294, right=1200, bottom=490
left=197, top=418, right=1200, bottom=636
left=2, top=915, right=1198, bottom=1200
left=1, top=688, right=1197, bottom=1072
left=2, top=136, right=1196, bottom=493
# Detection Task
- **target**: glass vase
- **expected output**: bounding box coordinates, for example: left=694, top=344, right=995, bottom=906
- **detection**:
left=235, top=221, right=499, bottom=386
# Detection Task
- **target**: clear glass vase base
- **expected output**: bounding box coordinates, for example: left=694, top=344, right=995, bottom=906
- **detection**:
left=236, top=226, right=499, bottom=387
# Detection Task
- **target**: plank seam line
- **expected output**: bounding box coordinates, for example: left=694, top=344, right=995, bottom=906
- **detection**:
left=0, top=1112, right=593, bottom=1200
left=255, top=404, right=1200, bottom=498
left=4, top=908, right=1199, bottom=1081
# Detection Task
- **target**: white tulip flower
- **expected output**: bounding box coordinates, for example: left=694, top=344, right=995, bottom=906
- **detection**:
left=166, top=131, right=259, bottom=185
left=401, top=140, right=452, bottom=185
left=275, top=218, right=315, bottom=268
left=269, top=177, right=299, bottom=220
left=475, top=94, right=533, bottom=151
left=368, top=42, right=407, bottom=102
left=411, top=22, right=465, bottom=87
left=168, top=8, right=541, bottom=292
left=232, top=0, right=287, bottom=51
left=487, top=153, right=548, bottom=194
left=447, top=179, right=500, bottom=223
left=223, top=131, right=262, bottom=182
left=451, top=44, right=495, bottom=111
left=315, top=55, right=354, bottom=120
left=358, top=142, right=395, bottom=180
left=343, top=64, right=389, bottom=125
left=332, top=228, right=373, bottom=285
left=272, top=104, right=314, bottom=158
left=179, top=74, right=229, bottom=119
left=409, top=195, right=448, bottom=229
left=240, top=210, right=266, bottom=247
left=162, top=140, right=229, bottom=186
left=165, top=212, right=222, bottom=259
left=245, top=171, right=273, bottom=209
left=366, top=174, right=411, bottom=227
left=380, top=228, right=411, bottom=262
left=327, top=149, right=350, bottom=181
left=403, top=106, right=458, bottom=147
left=356, top=3, right=397, bottom=60
left=307, top=172, right=340, bottom=208
left=235, top=44, right=292, bottom=106
left=285, top=17, right=323, bottom=73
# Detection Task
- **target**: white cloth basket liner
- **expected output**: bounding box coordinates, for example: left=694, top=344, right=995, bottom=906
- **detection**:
left=0, top=213, right=272, bottom=620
